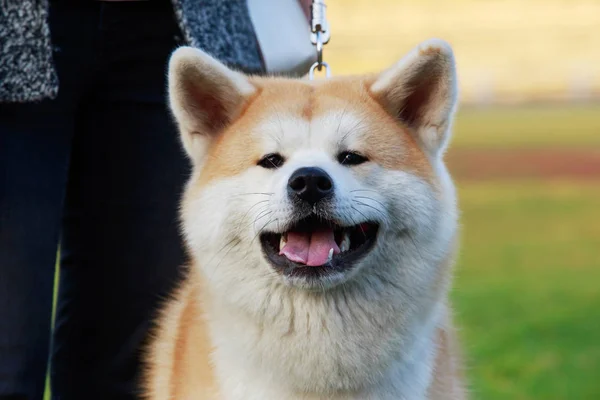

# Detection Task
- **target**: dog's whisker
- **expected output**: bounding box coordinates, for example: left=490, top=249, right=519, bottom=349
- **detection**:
left=353, top=200, right=386, bottom=216
left=335, top=104, right=350, bottom=145
left=350, top=189, right=379, bottom=194
left=351, top=206, right=370, bottom=239
left=231, top=192, right=274, bottom=197
left=210, top=245, right=250, bottom=283
left=339, top=113, right=369, bottom=145
left=253, top=210, right=273, bottom=228
left=240, top=200, right=270, bottom=223
left=206, top=236, right=243, bottom=283
left=353, top=200, right=388, bottom=223
left=250, top=217, right=278, bottom=246
left=353, top=196, right=386, bottom=210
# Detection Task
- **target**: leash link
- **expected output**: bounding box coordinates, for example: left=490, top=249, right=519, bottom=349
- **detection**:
left=309, top=0, right=331, bottom=79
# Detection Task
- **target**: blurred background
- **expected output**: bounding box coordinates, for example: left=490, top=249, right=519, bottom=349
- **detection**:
left=325, top=0, right=600, bottom=398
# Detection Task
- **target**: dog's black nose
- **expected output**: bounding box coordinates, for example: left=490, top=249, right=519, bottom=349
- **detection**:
left=288, top=167, right=334, bottom=205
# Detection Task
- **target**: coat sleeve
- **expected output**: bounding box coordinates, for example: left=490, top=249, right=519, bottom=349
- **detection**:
left=171, top=0, right=265, bottom=75
left=0, top=0, right=59, bottom=103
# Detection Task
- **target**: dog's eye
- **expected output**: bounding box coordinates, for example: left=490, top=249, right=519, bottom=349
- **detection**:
left=258, top=153, right=285, bottom=169
left=338, top=151, right=368, bottom=166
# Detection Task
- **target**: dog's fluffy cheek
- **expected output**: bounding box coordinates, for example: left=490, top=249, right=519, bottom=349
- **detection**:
left=368, top=170, right=453, bottom=280
left=182, top=177, right=253, bottom=261
left=369, top=168, right=456, bottom=299
left=182, top=172, right=279, bottom=283
left=375, top=171, right=440, bottom=238
left=182, top=187, right=233, bottom=264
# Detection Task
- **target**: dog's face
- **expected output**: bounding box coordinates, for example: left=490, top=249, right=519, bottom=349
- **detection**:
left=170, top=39, right=458, bottom=306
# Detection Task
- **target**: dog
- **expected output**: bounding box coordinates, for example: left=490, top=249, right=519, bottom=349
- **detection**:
left=144, top=38, right=465, bottom=400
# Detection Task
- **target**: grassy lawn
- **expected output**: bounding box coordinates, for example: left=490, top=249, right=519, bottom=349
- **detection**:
left=453, top=104, right=600, bottom=149
left=450, top=104, right=600, bottom=398
left=453, top=181, right=600, bottom=399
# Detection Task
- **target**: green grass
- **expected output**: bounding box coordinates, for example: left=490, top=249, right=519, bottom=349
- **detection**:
left=43, top=265, right=59, bottom=400
left=453, top=181, right=600, bottom=399
left=453, top=104, right=600, bottom=149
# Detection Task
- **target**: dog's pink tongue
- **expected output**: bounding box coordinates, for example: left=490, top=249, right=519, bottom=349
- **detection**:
left=280, top=230, right=341, bottom=266
left=279, top=232, right=310, bottom=264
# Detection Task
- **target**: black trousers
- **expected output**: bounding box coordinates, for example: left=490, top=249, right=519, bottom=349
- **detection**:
left=0, top=2, right=189, bottom=399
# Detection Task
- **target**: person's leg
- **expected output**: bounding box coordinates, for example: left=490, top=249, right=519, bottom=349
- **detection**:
left=0, top=102, right=71, bottom=400
left=0, top=3, right=95, bottom=397
left=51, top=2, right=189, bottom=399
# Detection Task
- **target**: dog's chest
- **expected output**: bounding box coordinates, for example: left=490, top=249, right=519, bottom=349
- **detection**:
left=209, top=301, right=440, bottom=400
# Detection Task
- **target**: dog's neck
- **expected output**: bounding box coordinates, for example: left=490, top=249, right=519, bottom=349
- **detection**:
left=203, top=284, right=445, bottom=400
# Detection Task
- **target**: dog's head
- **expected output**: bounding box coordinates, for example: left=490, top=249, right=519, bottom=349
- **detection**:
left=171, top=39, right=458, bottom=300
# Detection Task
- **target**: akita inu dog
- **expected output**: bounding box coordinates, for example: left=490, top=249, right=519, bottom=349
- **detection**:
left=144, top=39, right=465, bottom=400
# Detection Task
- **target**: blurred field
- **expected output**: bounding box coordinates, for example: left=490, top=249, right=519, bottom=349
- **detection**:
left=327, top=0, right=600, bottom=104
left=453, top=181, right=600, bottom=399
left=446, top=102, right=600, bottom=398
left=454, top=105, right=600, bottom=149
left=447, top=105, right=600, bottom=181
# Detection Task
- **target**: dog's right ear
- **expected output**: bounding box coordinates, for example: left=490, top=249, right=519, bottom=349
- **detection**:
left=168, top=47, right=257, bottom=165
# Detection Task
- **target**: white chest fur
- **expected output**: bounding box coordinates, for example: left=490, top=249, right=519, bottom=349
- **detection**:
left=207, top=294, right=443, bottom=400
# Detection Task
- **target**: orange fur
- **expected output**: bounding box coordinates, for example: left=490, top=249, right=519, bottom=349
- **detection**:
left=428, top=312, right=467, bottom=399
left=144, top=268, right=219, bottom=399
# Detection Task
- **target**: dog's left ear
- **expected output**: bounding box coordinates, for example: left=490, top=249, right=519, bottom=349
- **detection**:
left=369, top=39, right=458, bottom=156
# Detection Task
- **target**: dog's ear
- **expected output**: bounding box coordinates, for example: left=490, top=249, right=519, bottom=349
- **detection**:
left=369, top=39, right=458, bottom=156
left=168, top=47, right=257, bottom=165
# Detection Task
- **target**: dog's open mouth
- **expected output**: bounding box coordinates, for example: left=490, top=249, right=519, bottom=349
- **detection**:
left=260, top=215, right=379, bottom=285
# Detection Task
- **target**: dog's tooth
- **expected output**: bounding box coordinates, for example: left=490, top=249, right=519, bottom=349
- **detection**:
left=340, top=232, right=351, bottom=252
left=280, top=235, right=287, bottom=250
left=327, top=248, right=334, bottom=263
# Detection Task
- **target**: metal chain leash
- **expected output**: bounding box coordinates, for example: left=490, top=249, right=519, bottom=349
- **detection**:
left=309, top=0, right=331, bottom=79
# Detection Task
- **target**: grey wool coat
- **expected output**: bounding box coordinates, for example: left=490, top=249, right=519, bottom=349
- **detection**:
left=0, top=0, right=264, bottom=103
